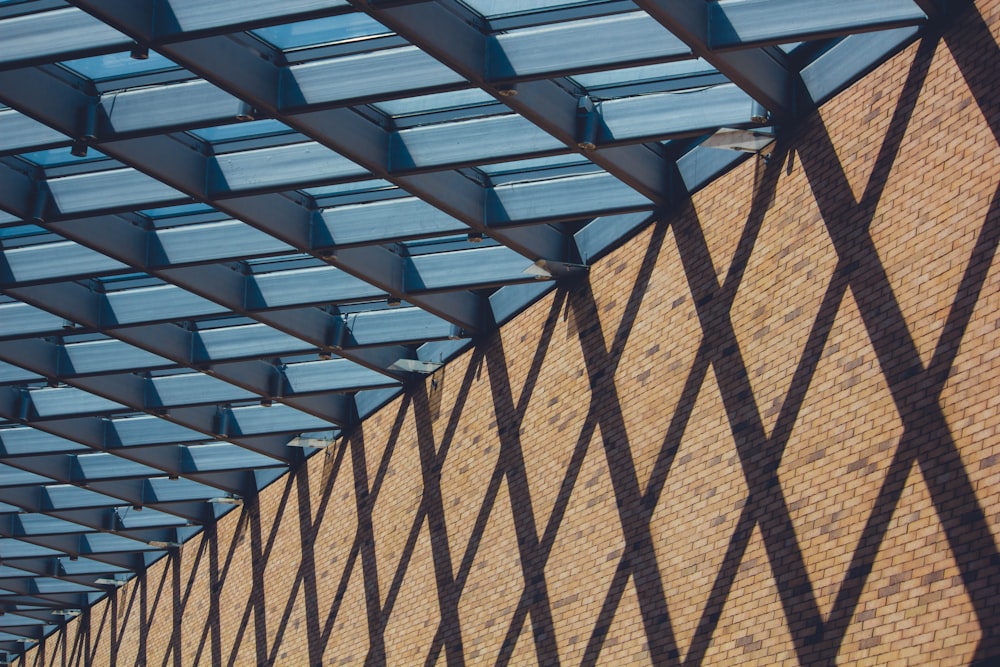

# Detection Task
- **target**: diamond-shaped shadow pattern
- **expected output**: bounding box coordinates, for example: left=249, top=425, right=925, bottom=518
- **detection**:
left=12, top=0, right=1000, bottom=665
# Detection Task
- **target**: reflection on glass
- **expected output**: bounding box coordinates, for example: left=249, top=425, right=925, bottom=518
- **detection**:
left=61, top=51, right=179, bottom=81
left=461, top=0, right=599, bottom=17
left=253, top=13, right=391, bottom=50
left=20, top=147, right=108, bottom=167
left=571, top=60, right=716, bottom=93
left=190, top=119, right=293, bottom=143
left=374, top=89, right=496, bottom=118
left=478, top=154, right=590, bottom=175
left=0, top=224, right=45, bottom=239
left=140, top=203, right=215, bottom=219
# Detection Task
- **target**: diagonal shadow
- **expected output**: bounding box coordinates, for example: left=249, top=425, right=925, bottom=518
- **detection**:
left=679, top=23, right=984, bottom=666
left=325, top=397, right=414, bottom=666
left=162, top=530, right=212, bottom=667
left=577, top=34, right=936, bottom=657
left=236, top=475, right=296, bottom=667
left=942, top=1, right=1000, bottom=146
left=108, top=575, right=125, bottom=664
left=351, top=386, right=488, bottom=666
left=815, top=185, right=1000, bottom=664
left=167, top=548, right=183, bottom=667
left=417, top=291, right=568, bottom=667
left=359, top=349, right=483, bottom=666
left=88, top=589, right=111, bottom=665
left=412, top=367, right=488, bottom=667
left=489, top=215, right=684, bottom=666
left=132, top=548, right=169, bottom=667
left=793, top=11, right=1000, bottom=662
left=389, top=291, right=570, bottom=666
left=681, top=236, right=851, bottom=666
left=311, top=432, right=367, bottom=655
left=239, top=490, right=272, bottom=667
left=293, top=456, right=329, bottom=666
left=576, top=148, right=790, bottom=666
left=259, top=426, right=352, bottom=666
left=568, top=280, right=683, bottom=666
left=672, top=22, right=960, bottom=666
left=188, top=503, right=257, bottom=666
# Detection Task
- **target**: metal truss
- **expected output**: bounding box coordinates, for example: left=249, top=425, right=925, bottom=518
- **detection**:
left=0, top=0, right=943, bottom=658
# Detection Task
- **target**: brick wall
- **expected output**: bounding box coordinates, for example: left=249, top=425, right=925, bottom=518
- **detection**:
left=25, top=0, right=1000, bottom=664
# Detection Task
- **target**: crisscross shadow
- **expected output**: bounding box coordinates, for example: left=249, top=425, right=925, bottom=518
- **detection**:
left=797, top=54, right=1000, bottom=667
left=569, top=148, right=789, bottom=666
left=573, top=4, right=997, bottom=663
left=357, top=349, right=486, bottom=666
left=21, top=4, right=999, bottom=666
left=475, top=215, right=685, bottom=666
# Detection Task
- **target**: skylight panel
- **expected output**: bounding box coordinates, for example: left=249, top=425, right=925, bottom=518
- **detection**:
left=478, top=154, right=592, bottom=176
left=18, top=146, right=107, bottom=167
left=252, top=13, right=392, bottom=51
left=478, top=154, right=602, bottom=187
left=304, top=179, right=394, bottom=195
left=0, top=224, right=44, bottom=240
left=60, top=50, right=181, bottom=82
left=140, top=203, right=216, bottom=220
left=189, top=119, right=293, bottom=143
left=372, top=89, right=499, bottom=122
left=401, top=234, right=499, bottom=256
left=571, top=59, right=722, bottom=98
left=461, top=0, right=603, bottom=18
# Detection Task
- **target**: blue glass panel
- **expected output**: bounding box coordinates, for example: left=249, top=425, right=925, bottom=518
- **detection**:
left=190, top=119, right=293, bottom=142
left=35, top=578, right=99, bottom=593
left=253, top=14, right=391, bottom=50
left=0, top=224, right=45, bottom=238
left=461, top=0, right=602, bottom=17
left=479, top=154, right=590, bottom=175
left=302, top=179, right=394, bottom=198
left=61, top=50, right=180, bottom=81
left=19, top=146, right=107, bottom=167
left=0, top=464, right=50, bottom=487
left=571, top=60, right=717, bottom=91
left=46, top=485, right=120, bottom=509
left=0, top=539, right=62, bottom=558
left=117, top=507, right=189, bottom=529
left=374, top=89, right=495, bottom=118
left=140, top=203, right=215, bottom=219
left=18, top=514, right=89, bottom=534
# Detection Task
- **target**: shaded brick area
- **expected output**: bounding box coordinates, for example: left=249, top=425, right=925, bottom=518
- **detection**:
left=24, top=0, right=1000, bottom=664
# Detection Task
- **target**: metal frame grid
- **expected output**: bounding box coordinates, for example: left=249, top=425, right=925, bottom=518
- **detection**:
left=0, top=0, right=942, bottom=658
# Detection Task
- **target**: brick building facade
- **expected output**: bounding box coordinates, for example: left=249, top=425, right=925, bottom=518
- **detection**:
left=24, top=0, right=1000, bottom=664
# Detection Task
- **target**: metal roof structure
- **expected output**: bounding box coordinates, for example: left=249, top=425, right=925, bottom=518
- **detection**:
left=0, top=0, right=944, bottom=659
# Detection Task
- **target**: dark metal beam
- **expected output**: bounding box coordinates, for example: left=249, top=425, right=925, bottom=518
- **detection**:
left=354, top=0, right=677, bottom=205
left=633, top=0, right=799, bottom=119
left=707, top=0, right=926, bottom=50
left=65, top=0, right=574, bottom=265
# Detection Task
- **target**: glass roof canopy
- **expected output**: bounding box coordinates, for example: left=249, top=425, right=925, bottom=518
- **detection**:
left=0, top=0, right=938, bottom=657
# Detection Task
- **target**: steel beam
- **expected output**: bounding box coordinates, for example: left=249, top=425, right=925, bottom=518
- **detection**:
left=800, top=27, right=922, bottom=106
left=634, top=0, right=799, bottom=119
left=707, top=0, right=925, bottom=50
left=355, top=0, right=677, bottom=205
left=66, top=0, right=574, bottom=265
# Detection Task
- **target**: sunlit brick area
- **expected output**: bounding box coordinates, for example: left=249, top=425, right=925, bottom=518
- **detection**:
left=16, top=0, right=998, bottom=664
